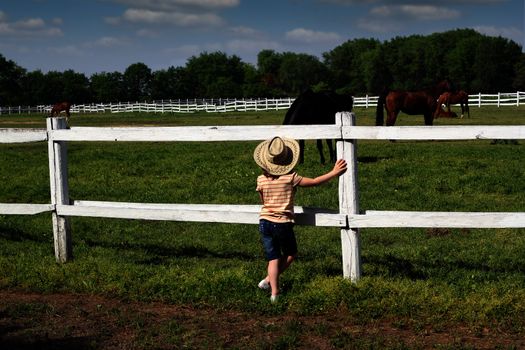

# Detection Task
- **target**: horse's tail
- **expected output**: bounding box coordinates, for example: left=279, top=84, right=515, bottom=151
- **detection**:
left=464, top=93, right=470, bottom=118
left=375, top=89, right=388, bottom=126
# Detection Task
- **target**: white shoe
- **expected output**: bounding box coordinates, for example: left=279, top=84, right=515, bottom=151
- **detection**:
left=270, top=295, right=279, bottom=303
left=258, top=279, right=270, bottom=290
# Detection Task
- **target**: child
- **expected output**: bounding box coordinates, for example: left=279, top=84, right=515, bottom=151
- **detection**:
left=253, top=136, right=347, bottom=303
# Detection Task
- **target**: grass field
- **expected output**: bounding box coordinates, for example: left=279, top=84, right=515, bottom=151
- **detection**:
left=1, top=106, right=524, bottom=348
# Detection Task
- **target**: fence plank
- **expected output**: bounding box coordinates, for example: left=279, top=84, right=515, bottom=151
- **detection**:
left=48, top=125, right=525, bottom=142
left=58, top=201, right=347, bottom=227
left=49, top=125, right=341, bottom=142
left=0, top=203, right=54, bottom=215
left=0, top=129, right=47, bottom=143
left=352, top=211, right=525, bottom=228
left=343, top=125, right=525, bottom=140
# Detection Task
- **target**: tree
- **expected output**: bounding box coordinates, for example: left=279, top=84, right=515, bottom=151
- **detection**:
left=278, top=52, right=328, bottom=95
left=513, top=53, right=525, bottom=91
left=62, top=70, right=90, bottom=103
left=21, top=70, right=47, bottom=105
left=123, top=62, right=152, bottom=101
left=323, top=38, right=380, bottom=94
left=41, top=71, right=66, bottom=103
left=184, top=52, right=245, bottom=97
left=0, top=54, right=26, bottom=105
left=257, top=50, right=284, bottom=95
left=241, top=63, right=272, bottom=97
left=90, top=71, right=125, bottom=103
left=471, top=36, right=522, bottom=93
left=361, top=47, right=390, bottom=94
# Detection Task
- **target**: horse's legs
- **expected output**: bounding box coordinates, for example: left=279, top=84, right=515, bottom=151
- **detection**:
left=326, top=139, right=335, bottom=163
left=424, top=112, right=434, bottom=125
left=316, top=139, right=326, bottom=164
left=299, top=139, right=305, bottom=164
left=386, top=110, right=398, bottom=126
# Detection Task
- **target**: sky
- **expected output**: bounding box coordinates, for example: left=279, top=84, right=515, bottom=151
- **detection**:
left=0, top=0, right=523, bottom=76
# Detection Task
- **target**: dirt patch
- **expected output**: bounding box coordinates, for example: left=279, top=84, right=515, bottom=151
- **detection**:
left=0, top=290, right=523, bottom=349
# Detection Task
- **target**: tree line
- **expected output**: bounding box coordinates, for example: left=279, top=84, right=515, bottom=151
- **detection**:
left=1, top=29, right=524, bottom=106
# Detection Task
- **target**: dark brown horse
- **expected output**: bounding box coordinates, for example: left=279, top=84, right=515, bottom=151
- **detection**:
left=436, top=90, right=470, bottom=118
left=283, top=89, right=353, bottom=164
left=376, top=80, right=454, bottom=126
left=50, top=102, right=71, bottom=123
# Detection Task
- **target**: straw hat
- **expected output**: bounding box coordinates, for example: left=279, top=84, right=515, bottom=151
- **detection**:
left=253, top=136, right=300, bottom=176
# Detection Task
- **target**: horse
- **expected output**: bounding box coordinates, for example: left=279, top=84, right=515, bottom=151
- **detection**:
left=436, top=90, right=470, bottom=119
left=434, top=110, right=458, bottom=119
left=376, top=80, right=454, bottom=126
left=50, top=102, right=72, bottom=123
left=283, top=89, right=353, bottom=164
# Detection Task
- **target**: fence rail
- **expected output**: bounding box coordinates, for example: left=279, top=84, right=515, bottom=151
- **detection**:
left=1, top=115, right=524, bottom=281
left=1, top=92, right=525, bottom=115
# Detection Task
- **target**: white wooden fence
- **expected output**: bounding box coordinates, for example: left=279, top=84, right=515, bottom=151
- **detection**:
left=1, top=113, right=525, bottom=281
left=1, top=91, right=525, bottom=115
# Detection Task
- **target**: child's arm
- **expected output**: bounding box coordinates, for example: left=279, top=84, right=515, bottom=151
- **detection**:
left=298, top=159, right=347, bottom=187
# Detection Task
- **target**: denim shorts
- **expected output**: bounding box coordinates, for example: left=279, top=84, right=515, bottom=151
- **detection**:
left=259, top=219, right=298, bottom=261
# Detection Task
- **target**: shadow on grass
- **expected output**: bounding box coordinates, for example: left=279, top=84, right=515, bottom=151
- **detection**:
left=81, top=237, right=258, bottom=265
left=358, top=156, right=391, bottom=163
left=364, top=253, right=429, bottom=280
left=0, top=225, right=49, bottom=243
left=364, top=252, right=525, bottom=281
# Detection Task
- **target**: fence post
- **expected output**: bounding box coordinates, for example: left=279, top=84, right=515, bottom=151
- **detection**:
left=336, top=112, right=361, bottom=281
left=47, top=117, right=72, bottom=263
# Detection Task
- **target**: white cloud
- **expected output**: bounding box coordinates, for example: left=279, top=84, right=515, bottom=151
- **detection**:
left=48, top=45, right=84, bottom=56
left=285, top=28, right=342, bottom=43
left=370, top=5, right=460, bottom=21
left=12, top=18, right=46, bottom=30
left=113, top=0, right=239, bottom=11
left=91, top=36, right=128, bottom=47
left=136, top=28, right=159, bottom=37
left=122, top=8, right=224, bottom=26
left=0, top=12, right=63, bottom=37
left=228, top=26, right=262, bottom=37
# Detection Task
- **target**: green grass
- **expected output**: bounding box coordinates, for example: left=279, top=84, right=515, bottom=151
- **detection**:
left=1, top=106, right=524, bottom=330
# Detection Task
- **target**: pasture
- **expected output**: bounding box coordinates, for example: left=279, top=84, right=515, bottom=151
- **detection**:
left=1, top=106, right=524, bottom=348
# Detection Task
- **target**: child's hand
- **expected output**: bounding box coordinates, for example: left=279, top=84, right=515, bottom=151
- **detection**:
left=333, top=159, right=347, bottom=176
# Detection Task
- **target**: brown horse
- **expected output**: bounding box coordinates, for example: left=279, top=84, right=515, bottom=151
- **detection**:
left=376, top=90, right=438, bottom=126
left=376, top=80, right=453, bottom=126
left=434, top=110, right=458, bottom=119
left=435, top=91, right=470, bottom=118
left=50, top=102, right=72, bottom=123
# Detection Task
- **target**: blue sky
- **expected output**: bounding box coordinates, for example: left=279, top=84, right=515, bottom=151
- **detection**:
left=0, top=0, right=523, bottom=76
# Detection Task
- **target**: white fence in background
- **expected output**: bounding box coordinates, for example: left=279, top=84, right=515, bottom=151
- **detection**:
left=1, top=114, right=524, bottom=281
left=1, top=92, right=525, bottom=115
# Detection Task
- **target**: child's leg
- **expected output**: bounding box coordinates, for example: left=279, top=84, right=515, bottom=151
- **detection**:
left=267, top=258, right=280, bottom=296
left=267, top=255, right=295, bottom=296
left=279, top=255, right=295, bottom=273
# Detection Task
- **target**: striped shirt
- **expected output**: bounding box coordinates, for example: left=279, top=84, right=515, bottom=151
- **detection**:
left=256, top=172, right=303, bottom=223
